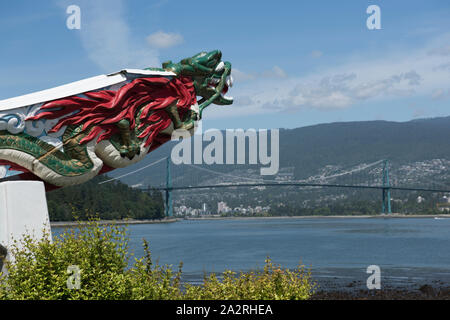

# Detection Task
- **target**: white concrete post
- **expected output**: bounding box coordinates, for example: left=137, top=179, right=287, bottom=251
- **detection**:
left=0, top=181, right=52, bottom=272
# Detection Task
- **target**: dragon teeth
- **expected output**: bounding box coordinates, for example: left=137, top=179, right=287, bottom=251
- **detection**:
left=215, top=61, right=225, bottom=72
left=226, top=75, right=233, bottom=88
left=220, top=92, right=233, bottom=100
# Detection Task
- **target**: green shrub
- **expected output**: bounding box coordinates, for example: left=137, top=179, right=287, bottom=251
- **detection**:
left=0, top=220, right=315, bottom=300
left=184, top=259, right=315, bottom=300
left=0, top=220, right=132, bottom=300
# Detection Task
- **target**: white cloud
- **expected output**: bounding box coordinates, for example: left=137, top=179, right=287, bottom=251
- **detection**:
left=310, top=50, right=323, bottom=58
left=433, top=62, right=450, bottom=72
left=232, top=66, right=288, bottom=82
left=146, top=31, right=183, bottom=49
left=270, top=66, right=287, bottom=78
left=206, top=33, right=450, bottom=119
left=231, top=68, right=255, bottom=82
left=428, top=45, right=450, bottom=56
left=431, top=88, right=450, bottom=100
left=59, top=0, right=161, bottom=71
left=413, top=108, right=428, bottom=118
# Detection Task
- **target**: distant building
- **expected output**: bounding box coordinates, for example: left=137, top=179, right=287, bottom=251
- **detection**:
left=416, top=196, right=425, bottom=204
left=217, top=201, right=231, bottom=214
left=439, top=196, right=450, bottom=204
left=437, top=195, right=450, bottom=212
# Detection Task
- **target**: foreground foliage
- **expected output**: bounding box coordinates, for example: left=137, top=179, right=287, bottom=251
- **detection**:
left=0, top=220, right=315, bottom=300
left=184, top=261, right=314, bottom=300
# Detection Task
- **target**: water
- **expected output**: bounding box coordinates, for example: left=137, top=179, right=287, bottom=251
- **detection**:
left=54, top=217, right=450, bottom=289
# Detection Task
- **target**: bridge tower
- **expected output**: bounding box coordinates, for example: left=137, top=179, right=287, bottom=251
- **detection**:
left=382, top=159, right=392, bottom=214
left=165, top=157, right=173, bottom=217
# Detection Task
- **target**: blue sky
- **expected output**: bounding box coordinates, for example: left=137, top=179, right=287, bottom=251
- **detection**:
left=0, top=0, right=449, bottom=130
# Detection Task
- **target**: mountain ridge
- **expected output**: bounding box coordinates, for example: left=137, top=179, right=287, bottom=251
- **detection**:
left=108, top=115, right=450, bottom=187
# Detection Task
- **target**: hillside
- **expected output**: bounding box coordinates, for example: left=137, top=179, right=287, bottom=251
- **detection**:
left=283, top=117, right=450, bottom=179
left=110, top=116, right=450, bottom=183
left=106, top=116, right=450, bottom=216
left=47, top=176, right=165, bottom=221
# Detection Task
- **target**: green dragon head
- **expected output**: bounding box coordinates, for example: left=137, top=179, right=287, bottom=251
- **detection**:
left=162, top=50, right=233, bottom=118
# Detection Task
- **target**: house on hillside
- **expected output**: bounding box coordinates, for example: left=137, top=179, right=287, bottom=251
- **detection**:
left=437, top=195, right=450, bottom=212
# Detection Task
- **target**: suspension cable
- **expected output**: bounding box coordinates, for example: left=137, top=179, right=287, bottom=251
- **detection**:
left=98, top=157, right=166, bottom=185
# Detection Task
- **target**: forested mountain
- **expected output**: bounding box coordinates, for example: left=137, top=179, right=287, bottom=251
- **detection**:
left=104, top=116, right=450, bottom=216
left=47, top=176, right=164, bottom=221
left=111, top=116, right=450, bottom=185
left=282, top=117, right=450, bottom=179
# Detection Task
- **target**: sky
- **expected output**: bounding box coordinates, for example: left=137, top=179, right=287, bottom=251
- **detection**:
left=0, top=0, right=449, bottom=130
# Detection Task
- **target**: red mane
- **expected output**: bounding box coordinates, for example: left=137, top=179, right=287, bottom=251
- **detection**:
left=28, top=76, right=196, bottom=148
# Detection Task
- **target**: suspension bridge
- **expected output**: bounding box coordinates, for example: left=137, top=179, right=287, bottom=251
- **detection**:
left=100, top=157, right=450, bottom=217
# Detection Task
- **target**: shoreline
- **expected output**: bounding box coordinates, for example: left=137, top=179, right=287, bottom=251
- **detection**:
left=183, top=213, right=450, bottom=221
left=50, top=214, right=450, bottom=227
left=311, top=287, right=450, bottom=300
left=311, top=281, right=450, bottom=300
left=51, top=218, right=180, bottom=228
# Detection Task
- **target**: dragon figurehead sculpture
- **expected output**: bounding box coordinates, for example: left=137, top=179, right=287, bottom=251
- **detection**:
left=0, top=50, right=234, bottom=189
left=163, top=50, right=233, bottom=111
